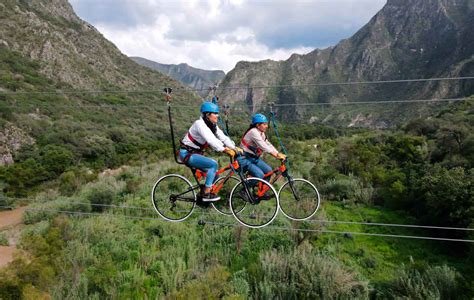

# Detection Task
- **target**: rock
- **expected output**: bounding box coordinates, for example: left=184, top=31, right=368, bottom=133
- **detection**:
left=0, top=124, right=36, bottom=166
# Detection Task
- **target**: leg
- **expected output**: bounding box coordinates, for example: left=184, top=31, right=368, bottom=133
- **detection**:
left=236, top=156, right=251, bottom=175
left=254, top=158, right=273, bottom=182
left=186, top=154, right=218, bottom=188
left=246, top=163, right=265, bottom=179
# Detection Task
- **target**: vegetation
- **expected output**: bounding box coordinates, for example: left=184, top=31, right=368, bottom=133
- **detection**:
left=1, top=48, right=473, bottom=299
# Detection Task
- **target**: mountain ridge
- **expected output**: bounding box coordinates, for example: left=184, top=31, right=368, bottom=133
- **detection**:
left=130, top=56, right=225, bottom=98
left=217, top=0, right=474, bottom=127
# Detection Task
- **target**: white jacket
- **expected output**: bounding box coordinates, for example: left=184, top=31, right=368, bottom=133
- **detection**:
left=181, top=117, right=235, bottom=152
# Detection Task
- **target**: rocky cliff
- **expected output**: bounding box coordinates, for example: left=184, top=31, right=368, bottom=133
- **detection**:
left=218, top=0, right=474, bottom=127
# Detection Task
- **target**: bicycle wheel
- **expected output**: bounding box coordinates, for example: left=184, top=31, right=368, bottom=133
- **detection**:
left=229, top=177, right=279, bottom=228
left=212, top=176, right=246, bottom=216
left=151, top=174, right=196, bottom=222
left=278, top=178, right=320, bottom=221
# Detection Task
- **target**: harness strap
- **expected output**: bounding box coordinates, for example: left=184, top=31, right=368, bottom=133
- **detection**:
left=187, top=132, right=208, bottom=150
left=179, top=142, right=203, bottom=166
left=241, top=135, right=263, bottom=157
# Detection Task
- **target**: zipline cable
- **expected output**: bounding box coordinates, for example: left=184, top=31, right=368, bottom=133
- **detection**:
left=2, top=205, right=473, bottom=243
left=1, top=76, right=474, bottom=95
left=1, top=97, right=472, bottom=109
left=202, top=220, right=474, bottom=243
left=2, top=199, right=474, bottom=232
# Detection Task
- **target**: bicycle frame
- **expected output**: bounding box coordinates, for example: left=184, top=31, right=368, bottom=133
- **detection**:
left=192, top=156, right=257, bottom=204
left=191, top=160, right=240, bottom=195
left=252, top=160, right=290, bottom=197
left=171, top=154, right=267, bottom=206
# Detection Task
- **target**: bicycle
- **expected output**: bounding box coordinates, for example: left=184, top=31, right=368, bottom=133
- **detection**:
left=258, top=158, right=320, bottom=221
left=151, top=154, right=279, bottom=228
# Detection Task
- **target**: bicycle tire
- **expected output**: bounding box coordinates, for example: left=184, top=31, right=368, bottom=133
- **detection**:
left=229, top=177, right=279, bottom=229
left=151, top=174, right=196, bottom=222
left=278, top=178, right=320, bottom=221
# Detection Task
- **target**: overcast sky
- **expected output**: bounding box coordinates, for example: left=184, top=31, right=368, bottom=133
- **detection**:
left=69, top=0, right=386, bottom=72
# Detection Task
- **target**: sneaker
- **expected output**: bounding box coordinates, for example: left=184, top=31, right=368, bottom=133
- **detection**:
left=201, top=193, right=221, bottom=202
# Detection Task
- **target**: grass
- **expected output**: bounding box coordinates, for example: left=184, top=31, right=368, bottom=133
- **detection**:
left=314, top=202, right=469, bottom=283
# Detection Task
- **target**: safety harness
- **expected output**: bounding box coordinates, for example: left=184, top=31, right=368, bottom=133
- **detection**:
left=241, top=131, right=264, bottom=158
left=179, top=132, right=209, bottom=165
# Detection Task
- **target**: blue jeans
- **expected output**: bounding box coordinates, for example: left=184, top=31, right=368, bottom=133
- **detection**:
left=237, top=155, right=272, bottom=182
left=179, top=149, right=218, bottom=188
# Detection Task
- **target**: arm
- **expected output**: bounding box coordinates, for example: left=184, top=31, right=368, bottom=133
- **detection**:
left=215, top=126, right=236, bottom=149
left=249, top=129, right=279, bottom=157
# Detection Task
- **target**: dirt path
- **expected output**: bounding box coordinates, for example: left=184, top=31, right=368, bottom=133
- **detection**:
left=0, top=246, right=15, bottom=268
left=0, top=207, right=26, bottom=229
left=0, top=207, right=26, bottom=268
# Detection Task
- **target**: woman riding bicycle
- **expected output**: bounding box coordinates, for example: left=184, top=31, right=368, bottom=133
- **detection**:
left=179, top=102, right=242, bottom=202
left=237, top=113, right=286, bottom=197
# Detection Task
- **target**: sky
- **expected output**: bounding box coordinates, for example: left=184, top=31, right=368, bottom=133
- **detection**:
left=69, top=0, right=387, bottom=72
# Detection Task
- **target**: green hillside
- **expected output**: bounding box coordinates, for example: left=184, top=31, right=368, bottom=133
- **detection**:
left=0, top=0, right=473, bottom=298
left=1, top=100, right=473, bottom=298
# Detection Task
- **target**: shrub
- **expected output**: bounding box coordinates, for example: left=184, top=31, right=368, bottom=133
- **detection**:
left=39, top=145, right=74, bottom=177
left=322, top=175, right=373, bottom=204
left=23, top=197, right=91, bottom=224
left=80, top=178, right=124, bottom=212
left=255, top=242, right=368, bottom=299
left=414, top=166, right=473, bottom=228
left=0, top=232, right=9, bottom=246
left=387, top=263, right=464, bottom=299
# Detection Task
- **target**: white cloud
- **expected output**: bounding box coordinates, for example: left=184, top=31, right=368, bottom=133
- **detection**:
left=70, top=0, right=386, bottom=72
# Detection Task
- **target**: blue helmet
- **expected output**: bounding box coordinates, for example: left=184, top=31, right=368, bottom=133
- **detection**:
left=200, top=102, right=219, bottom=114
left=252, top=113, right=268, bottom=125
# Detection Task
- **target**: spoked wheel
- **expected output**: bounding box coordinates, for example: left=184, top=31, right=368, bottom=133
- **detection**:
left=229, top=177, right=279, bottom=228
left=211, top=176, right=246, bottom=216
left=278, top=178, right=320, bottom=221
left=151, top=174, right=196, bottom=222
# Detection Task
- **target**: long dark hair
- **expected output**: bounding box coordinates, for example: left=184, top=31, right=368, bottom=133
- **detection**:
left=242, top=123, right=257, bottom=140
left=202, top=113, right=217, bottom=135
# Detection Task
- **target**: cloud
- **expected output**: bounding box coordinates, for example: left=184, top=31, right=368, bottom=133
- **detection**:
left=70, top=0, right=386, bottom=71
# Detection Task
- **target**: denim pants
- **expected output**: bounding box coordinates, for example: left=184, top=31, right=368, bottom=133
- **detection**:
left=237, top=155, right=272, bottom=182
left=179, top=149, right=218, bottom=188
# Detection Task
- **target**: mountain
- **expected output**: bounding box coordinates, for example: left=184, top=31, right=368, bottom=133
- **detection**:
left=0, top=0, right=200, bottom=169
left=218, top=0, right=474, bottom=127
left=130, top=57, right=225, bottom=98
left=0, top=0, right=193, bottom=90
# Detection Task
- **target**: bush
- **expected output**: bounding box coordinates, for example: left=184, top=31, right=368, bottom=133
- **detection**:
left=168, top=265, right=235, bottom=299
left=0, top=232, right=9, bottom=246
left=80, top=178, right=124, bottom=212
left=255, top=242, right=368, bottom=299
left=322, top=175, right=373, bottom=204
left=414, top=166, right=473, bottom=228
left=23, top=197, right=92, bottom=224
left=386, top=263, right=464, bottom=299
left=39, top=145, right=74, bottom=177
